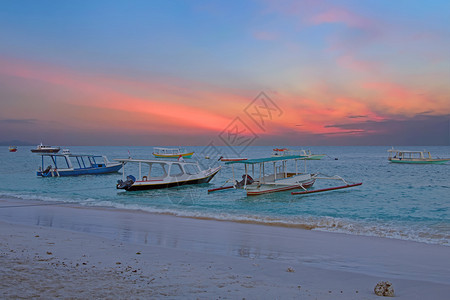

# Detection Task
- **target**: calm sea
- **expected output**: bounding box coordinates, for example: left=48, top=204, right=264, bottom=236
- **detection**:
left=1, top=145, right=449, bottom=246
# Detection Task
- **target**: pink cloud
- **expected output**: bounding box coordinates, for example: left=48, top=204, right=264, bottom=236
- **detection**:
left=363, top=81, right=450, bottom=116
left=0, top=57, right=249, bottom=135
left=308, top=8, right=371, bottom=29
left=252, top=31, right=279, bottom=41
left=337, top=55, right=379, bottom=74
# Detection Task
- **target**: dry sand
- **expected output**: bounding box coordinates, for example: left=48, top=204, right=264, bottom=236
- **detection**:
left=1, top=197, right=449, bottom=299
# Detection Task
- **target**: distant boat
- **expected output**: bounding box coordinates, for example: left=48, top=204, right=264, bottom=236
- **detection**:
left=152, top=147, right=194, bottom=159
left=31, top=143, right=60, bottom=153
left=9, top=146, right=17, bottom=152
left=115, top=158, right=221, bottom=191
left=388, top=148, right=450, bottom=164
left=37, top=153, right=122, bottom=177
left=220, top=157, right=248, bottom=162
left=272, top=148, right=325, bottom=160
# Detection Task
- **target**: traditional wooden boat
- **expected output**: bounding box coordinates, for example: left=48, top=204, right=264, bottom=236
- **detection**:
left=152, top=147, right=194, bottom=159
left=272, top=148, right=325, bottom=160
left=209, top=155, right=361, bottom=196
left=209, top=155, right=316, bottom=196
left=31, top=143, right=60, bottom=153
left=37, top=153, right=122, bottom=177
left=388, top=148, right=450, bottom=164
left=8, top=146, right=17, bottom=152
left=115, top=158, right=221, bottom=191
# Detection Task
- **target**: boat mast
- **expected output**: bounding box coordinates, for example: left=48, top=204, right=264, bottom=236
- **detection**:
left=244, top=164, right=248, bottom=188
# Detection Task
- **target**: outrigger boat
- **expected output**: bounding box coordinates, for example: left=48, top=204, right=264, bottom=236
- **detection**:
left=388, top=148, right=450, bottom=164
left=152, top=147, right=194, bottom=159
left=115, top=158, right=221, bottom=191
left=37, top=153, right=122, bottom=177
left=208, top=155, right=361, bottom=196
left=31, top=143, right=60, bottom=153
left=272, top=148, right=325, bottom=160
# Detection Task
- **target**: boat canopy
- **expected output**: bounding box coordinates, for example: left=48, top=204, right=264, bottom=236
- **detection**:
left=115, top=158, right=198, bottom=165
left=224, top=155, right=304, bottom=165
left=387, top=149, right=432, bottom=159
left=153, top=147, right=186, bottom=153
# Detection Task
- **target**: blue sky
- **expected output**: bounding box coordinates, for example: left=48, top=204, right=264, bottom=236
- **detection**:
left=1, top=0, right=449, bottom=145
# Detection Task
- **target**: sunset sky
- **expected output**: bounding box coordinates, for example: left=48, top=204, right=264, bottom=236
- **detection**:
left=1, top=0, right=449, bottom=146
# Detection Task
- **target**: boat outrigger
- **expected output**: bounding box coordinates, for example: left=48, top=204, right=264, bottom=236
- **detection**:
left=115, top=158, right=221, bottom=191
left=208, top=155, right=361, bottom=196
left=152, top=147, right=194, bottom=159
left=388, top=148, right=450, bottom=164
left=37, top=153, right=122, bottom=177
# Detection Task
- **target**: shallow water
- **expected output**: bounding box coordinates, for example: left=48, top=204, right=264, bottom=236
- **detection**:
left=1, top=145, right=449, bottom=246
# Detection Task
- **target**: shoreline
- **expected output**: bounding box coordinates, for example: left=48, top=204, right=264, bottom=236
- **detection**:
left=2, top=194, right=448, bottom=247
left=1, top=196, right=450, bottom=298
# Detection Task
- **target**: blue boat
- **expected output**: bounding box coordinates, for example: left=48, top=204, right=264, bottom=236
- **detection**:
left=37, top=152, right=122, bottom=177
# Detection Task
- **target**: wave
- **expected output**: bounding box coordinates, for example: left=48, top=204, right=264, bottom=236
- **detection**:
left=2, top=191, right=448, bottom=247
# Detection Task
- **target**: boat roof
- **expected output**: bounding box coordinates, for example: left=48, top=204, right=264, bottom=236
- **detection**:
left=225, top=155, right=304, bottom=165
left=38, top=153, right=104, bottom=158
left=388, top=149, right=429, bottom=154
left=114, top=158, right=198, bottom=165
left=153, top=147, right=183, bottom=150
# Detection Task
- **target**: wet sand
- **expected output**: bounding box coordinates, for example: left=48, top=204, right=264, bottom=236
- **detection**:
left=1, top=197, right=450, bottom=299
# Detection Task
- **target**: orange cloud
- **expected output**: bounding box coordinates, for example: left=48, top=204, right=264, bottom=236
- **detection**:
left=264, top=92, right=384, bottom=136
left=0, top=57, right=247, bottom=134
left=363, top=81, right=450, bottom=116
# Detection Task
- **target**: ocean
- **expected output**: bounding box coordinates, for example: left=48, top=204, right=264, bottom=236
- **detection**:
left=1, top=145, right=449, bottom=246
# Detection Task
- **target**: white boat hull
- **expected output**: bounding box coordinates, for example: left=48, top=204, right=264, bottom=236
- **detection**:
left=245, top=173, right=315, bottom=196
left=118, top=166, right=221, bottom=191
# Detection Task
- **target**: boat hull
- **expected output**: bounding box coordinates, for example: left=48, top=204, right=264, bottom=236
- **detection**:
left=220, top=158, right=247, bottom=162
left=306, top=154, right=325, bottom=160
left=246, top=178, right=316, bottom=196
left=31, top=149, right=60, bottom=153
left=120, top=167, right=220, bottom=191
left=153, top=152, right=194, bottom=159
left=37, top=164, right=122, bottom=177
left=389, top=158, right=450, bottom=164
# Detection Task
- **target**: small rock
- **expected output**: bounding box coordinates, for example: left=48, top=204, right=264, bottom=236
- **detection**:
left=374, top=281, right=394, bottom=297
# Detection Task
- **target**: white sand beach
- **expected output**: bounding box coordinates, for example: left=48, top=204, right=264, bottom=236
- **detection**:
left=1, top=197, right=450, bottom=299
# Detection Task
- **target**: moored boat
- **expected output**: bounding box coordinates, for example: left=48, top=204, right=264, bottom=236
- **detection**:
left=211, top=155, right=316, bottom=196
left=31, top=143, right=60, bottom=153
left=209, top=155, right=361, bottom=196
left=388, top=148, right=450, bottom=164
left=115, top=158, right=221, bottom=191
left=272, top=148, right=325, bottom=160
left=152, top=147, right=194, bottom=159
left=9, top=146, right=17, bottom=152
left=37, top=153, right=122, bottom=177
left=220, top=157, right=248, bottom=162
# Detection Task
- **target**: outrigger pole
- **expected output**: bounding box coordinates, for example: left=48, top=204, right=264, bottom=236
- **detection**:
left=292, top=182, right=362, bottom=195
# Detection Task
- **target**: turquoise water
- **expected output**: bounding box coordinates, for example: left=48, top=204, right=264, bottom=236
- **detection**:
left=1, top=145, right=449, bottom=246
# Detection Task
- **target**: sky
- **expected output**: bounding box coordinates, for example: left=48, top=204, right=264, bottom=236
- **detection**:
left=0, top=0, right=449, bottom=146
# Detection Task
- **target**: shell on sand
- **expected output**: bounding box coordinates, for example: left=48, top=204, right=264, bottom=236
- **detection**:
left=374, top=281, right=394, bottom=297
